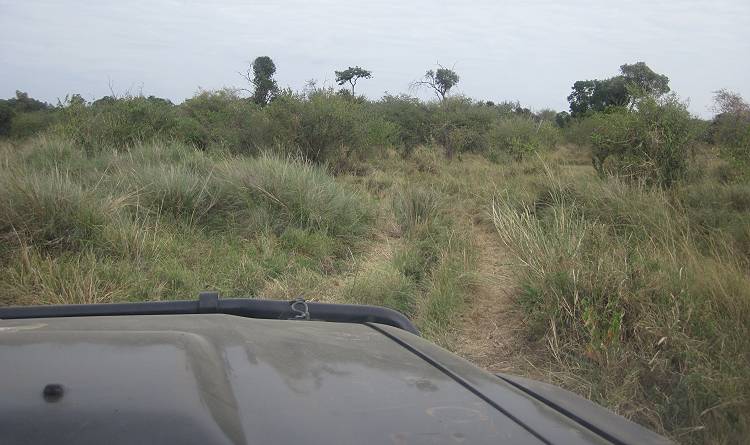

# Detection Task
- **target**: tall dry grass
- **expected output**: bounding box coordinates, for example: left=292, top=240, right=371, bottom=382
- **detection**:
left=492, top=167, right=750, bottom=444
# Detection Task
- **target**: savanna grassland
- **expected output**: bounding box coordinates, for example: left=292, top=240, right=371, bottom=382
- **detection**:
left=1, top=71, right=749, bottom=444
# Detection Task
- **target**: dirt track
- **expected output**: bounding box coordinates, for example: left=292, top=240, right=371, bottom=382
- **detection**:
left=456, top=223, right=540, bottom=377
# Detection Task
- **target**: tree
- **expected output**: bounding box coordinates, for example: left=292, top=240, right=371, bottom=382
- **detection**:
left=712, top=89, right=750, bottom=116
left=567, top=80, right=597, bottom=116
left=414, top=65, right=459, bottom=101
left=7, top=91, right=50, bottom=113
left=334, top=66, right=372, bottom=95
left=620, top=62, right=670, bottom=103
left=567, top=77, right=630, bottom=117
left=567, top=62, right=669, bottom=117
left=241, top=56, right=279, bottom=106
left=710, top=89, right=750, bottom=154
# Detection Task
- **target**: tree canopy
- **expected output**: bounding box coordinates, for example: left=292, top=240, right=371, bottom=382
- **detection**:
left=415, top=66, right=459, bottom=101
left=334, top=66, right=372, bottom=95
left=242, top=56, right=279, bottom=106
left=6, top=91, right=50, bottom=113
left=567, top=62, right=669, bottom=117
left=620, top=62, right=670, bottom=100
left=712, top=89, right=750, bottom=116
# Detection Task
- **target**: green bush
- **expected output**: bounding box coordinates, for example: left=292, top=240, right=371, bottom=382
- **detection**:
left=374, top=94, right=431, bottom=152
left=430, top=97, right=495, bottom=157
left=5, top=87, right=563, bottom=168
left=55, top=95, right=178, bottom=150
left=488, top=116, right=559, bottom=161
left=9, top=111, right=57, bottom=139
left=264, top=89, right=389, bottom=164
left=178, top=89, right=262, bottom=152
left=712, top=112, right=750, bottom=173
left=590, top=97, right=694, bottom=187
left=562, top=115, right=599, bottom=147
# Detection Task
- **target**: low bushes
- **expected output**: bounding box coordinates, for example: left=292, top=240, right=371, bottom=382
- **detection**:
left=374, top=94, right=431, bottom=152
left=3, top=90, right=564, bottom=165
left=55, top=95, right=179, bottom=150
left=264, top=89, right=391, bottom=164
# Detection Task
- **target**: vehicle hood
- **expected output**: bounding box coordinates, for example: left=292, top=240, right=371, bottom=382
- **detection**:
left=0, top=314, right=658, bottom=445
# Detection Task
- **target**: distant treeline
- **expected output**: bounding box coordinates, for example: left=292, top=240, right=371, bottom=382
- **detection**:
left=1, top=59, right=748, bottom=182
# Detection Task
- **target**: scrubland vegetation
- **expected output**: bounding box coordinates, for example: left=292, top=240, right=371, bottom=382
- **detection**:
left=1, top=61, right=749, bottom=444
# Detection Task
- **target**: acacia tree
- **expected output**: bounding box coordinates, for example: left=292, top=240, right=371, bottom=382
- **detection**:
left=414, top=65, right=459, bottom=101
left=334, top=66, right=372, bottom=95
left=241, top=56, right=279, bottom=106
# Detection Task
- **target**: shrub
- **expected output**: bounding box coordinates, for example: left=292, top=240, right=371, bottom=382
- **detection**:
left=264, top=90, right=372, bottom=163
left=710, top=89, right=750, bottom=169
left=10, top=111, right=57, bottom=139
left=362, top=116, right=400, bottom=151
left=712, top=114, right=750, bottom=175
left=55, top=95, right=178, bottom=150
left=488, top=116, right=559, bottom=161
left=374, top=94, right=431, bottom=152
left=178, top=89, right=262, bottom=152
left=562, top=115, right=599, bottom=147
left=590, top=97, right=694, bottom=187
left=430, top=96, right=495, bottom=157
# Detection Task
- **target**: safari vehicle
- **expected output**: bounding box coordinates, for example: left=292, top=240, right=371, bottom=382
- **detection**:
left=0, top=292, right=671, bottom=444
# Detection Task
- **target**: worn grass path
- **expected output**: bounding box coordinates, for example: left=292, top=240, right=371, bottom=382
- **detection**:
left=455, top=222, right=541, bottom=377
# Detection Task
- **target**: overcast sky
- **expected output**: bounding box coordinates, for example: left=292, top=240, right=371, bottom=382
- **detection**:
left=1, top=0, right=748, bottom=117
